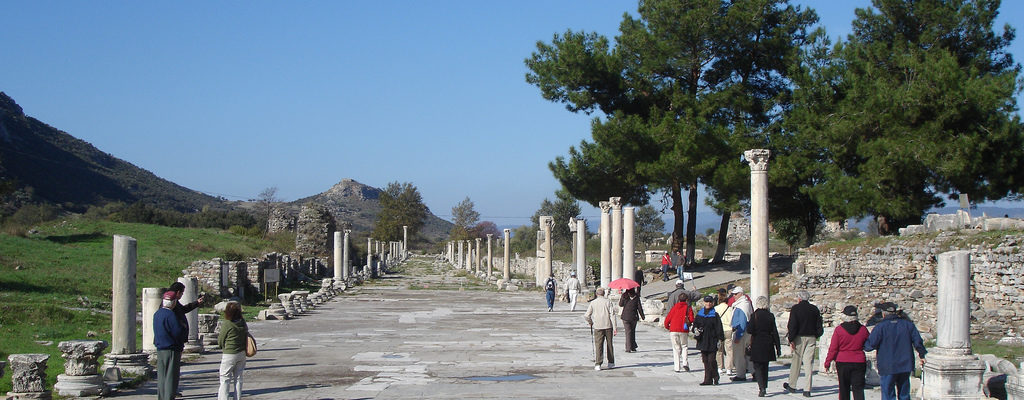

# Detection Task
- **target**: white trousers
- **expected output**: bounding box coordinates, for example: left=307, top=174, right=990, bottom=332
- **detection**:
left=218, top=352, right=246, bottom=400
left=670, top=332, right=689, bottom=370
left=569, top=290, right=579, bottom=311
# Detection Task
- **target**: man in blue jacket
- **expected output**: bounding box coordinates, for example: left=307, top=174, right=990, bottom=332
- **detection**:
left=864, top=302, right=927, bottom=400
left=155, top=290, right=188, bottom=400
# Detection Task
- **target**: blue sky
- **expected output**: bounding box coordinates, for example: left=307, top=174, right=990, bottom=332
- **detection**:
left=2, top=1, right=1022, bottom=230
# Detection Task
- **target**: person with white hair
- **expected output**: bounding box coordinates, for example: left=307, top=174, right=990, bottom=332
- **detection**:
left=785, top=291, right=823, bottom=397
left=584, top=287, right=618, bottom=370
left=747, top=296, right=781, bottom=397
left=729, top=286, right=753, bottom=382
left=564, top=271, right=582, bottom=311
left=154, top=289, right=187, bottom=400
left=824, top=305, right=869, bottom=400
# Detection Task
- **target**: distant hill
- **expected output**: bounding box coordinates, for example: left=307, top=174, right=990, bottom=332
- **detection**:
left=0, top=92, right=223, bottom=212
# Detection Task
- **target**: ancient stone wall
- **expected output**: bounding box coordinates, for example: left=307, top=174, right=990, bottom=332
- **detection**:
left=777, top=231, right=1024, bottom=338
left=493, top=256, right=593, bottom=287
left=182, top=253, right=330, bottom=297
left=295, top=203, right=337, bottom=256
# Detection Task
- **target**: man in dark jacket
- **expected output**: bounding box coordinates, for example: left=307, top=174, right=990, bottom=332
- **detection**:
left=168, top=281, right=205, bottom=334
left=155, top=290, right=187, bottom=400
left=864, top=302, right=927, bottom=400
left=785, top=291, right=823, bottom=397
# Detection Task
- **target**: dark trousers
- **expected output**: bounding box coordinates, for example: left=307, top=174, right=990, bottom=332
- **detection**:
left=661, top=264, right=670, bottom=280
left=622, top=319, right=639, bottom=351
left=701, top=351, right=720, bottom=384
left=752, top=361, right=770, bottom=391
left=545, top=290, right=555, bottom=308
left=593, top=328, right=615, bottom=365
left=836, top=362, right=867, bottom=400
left=879, top=372, right=911, bottom=400
left=157, top=349, right=182, bottom=400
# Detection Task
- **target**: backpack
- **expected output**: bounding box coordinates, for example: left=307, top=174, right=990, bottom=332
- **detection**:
left=545, top=278, right=556, bottom=291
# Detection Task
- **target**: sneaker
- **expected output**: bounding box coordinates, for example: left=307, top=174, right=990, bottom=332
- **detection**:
left=674, top=369, right=680, bottom=373
left=683, top=366, right=690, bottom=372
left=727, top=369, right=736, bottom=376
left=595, top=365, right=602, bottom=371
left=607, top=363, right=614, bottom=369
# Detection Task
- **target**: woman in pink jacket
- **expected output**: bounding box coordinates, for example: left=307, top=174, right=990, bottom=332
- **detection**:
left=824, top=305, right=870, bottom=400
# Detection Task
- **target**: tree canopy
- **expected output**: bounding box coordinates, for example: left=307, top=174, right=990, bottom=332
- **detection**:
left=530, top=189, right=583, bottom=244
left=449, top=197, right=480, bottom=241
left=372, top=182, right=428, bottom=242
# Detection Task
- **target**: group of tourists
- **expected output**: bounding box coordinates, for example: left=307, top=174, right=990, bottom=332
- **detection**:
left=153, top=283, right=251, bottom=400
left=579, top=281, right=927, bottom=400
left=660, top=250, right=688, bottom=281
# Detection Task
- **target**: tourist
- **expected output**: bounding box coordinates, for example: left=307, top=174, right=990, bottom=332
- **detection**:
left=168, top=281, right=206, bottom=335
left=824, top=305, right=870, bottom=400
left=584, top=287, right=617, bottom=370
left=694, top=295, right=724, bottom=385
left=544, top=273, right=557, bottom=312
left=666, top=280, right=686, bottom=311
left=218, top=302, right=248, bottom=400
left=785, top=291, right=824, bottom=397
left=564, top=271, right=582, bottom=311
left=714, top=288, right=734, bottom=376
left=729, top=286, right=753, bottom=382
left=673, top=250, right=684, bottom=278
left=663, top=292, right=695, bottom=372
left=747, top=296, right=781, bottom=397
left=618, top=287, right=645, bottom=352
left=864, top=302, right=927, bottom=400
left=660, top=252, right=671, bottom=281
left=154, top=290, right=187, bottom=400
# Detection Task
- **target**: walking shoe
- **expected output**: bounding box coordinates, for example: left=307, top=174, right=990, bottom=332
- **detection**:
left=803, top=392, right=811, bottom=397
left=607, top=363, right=614, bottom=369
left=730, top=376, right=747, bottom=382
left=683, top=366, right=690, bottom=372
left=674, top=369, right=680, bottom=373
left=784, top=383, right=800, bottom=393
left=699, top=382, right=712, bottom=386
left=595, top=365, right=602, bottom=371
left=727, top=369, right=736, bottom=376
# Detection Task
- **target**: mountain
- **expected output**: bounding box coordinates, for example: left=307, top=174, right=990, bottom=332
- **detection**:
left=0, top=92, right=223, bottom=212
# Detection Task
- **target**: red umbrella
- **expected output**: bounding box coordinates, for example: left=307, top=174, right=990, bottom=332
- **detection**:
left=607, top=278, right=639, bottom=290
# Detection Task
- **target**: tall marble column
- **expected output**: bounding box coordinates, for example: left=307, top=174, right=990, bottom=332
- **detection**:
left=333, top=231, right=343, bottom=281
left=921, top=250, right=986, bottom=399
left=610, top=197, right=623, bottom=281
left=540, top=216, right=554, bottom=284
left=342, top=230, right=351, bottom=281
left=458, top=240, right=464, bottom=269
left=576, top=218, right=587, bottom=288
left=475, top=238, right=482, bottom=274
left=178, top=276, right=203, bottom=353
left=568, top=217, right=579, bottom=279
left=502, top=229, right=511, bottom=281
left=104, top=235, right=150, bottom=375
left=486, top=234, right=494, bottom=277
left=366, top=237, right=373, bottom=277
left=403, top=225, right=409, bottom=258
left=623, top=206, right=635, bottom=282
left=745, top=149, right=771, bottom=303
left=141, top=287, right=162, bottom=354
left=599, top=201, right=612, bottom=288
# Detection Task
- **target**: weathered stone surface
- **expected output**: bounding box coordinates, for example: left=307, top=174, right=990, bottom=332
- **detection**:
left=198, top=314, right=219, bottom=346
left=57, top=340, right=107, bottom=376
left=8, top=353, right=49, bottom=393
left=295, top=203, right=337, bottom=256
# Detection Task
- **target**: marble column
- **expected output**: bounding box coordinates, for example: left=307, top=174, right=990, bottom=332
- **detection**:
left=502, top=229, right=511, bottom=281
left=599, top=201, right=612, bottom=288
left=55, top=340, right=109, bottom=397
left=141, top=287, right=162, bottom=354
left=403, top=225, right=408, bottom=258
left=458, top=240, right=464, bottom=269
left=475, top=238, right=482, bottom=274
left=540, top=216, right=554, bottom=284
left=333, top=231, right=343, bottom=281
left=178, top=276, right=203, bottom=353
left=1008, top=373, right=1024, bottom=400
left=104, top=235, right=150, bottom=375
left=366, top=237, right=373, bottom=277
left=342, top=230, right=351, bottom=281
left=610, top=197, right=623, bottom=281
left=745, top=149, right=771, bottom=303
left=486, top=234, right=494, bottom=277
left=465, top=241, right=472, bottom=270
left=568, top=217, right=579, bottom=279
left=7, top=354, right=50, bottom=400
left=921, top=250, right=986, bottom=399
left=535, top=231, right=545, bottom=286
left=576, top=218, right=587, bottom=288
left=623, top=206, right=635, bottom=282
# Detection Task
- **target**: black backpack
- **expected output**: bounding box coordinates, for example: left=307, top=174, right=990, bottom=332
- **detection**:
left=545, top=278, right=556, bottom=291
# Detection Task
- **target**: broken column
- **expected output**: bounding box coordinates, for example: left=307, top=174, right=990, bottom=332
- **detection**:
left=403, top=225, right=409, bottom=259
left=745, top=149, right=771, bottom=303
left=486, top=233, right=494, bottom=277
left=458, top=240, right=464, bottom=269
left=366, top=237, right=373, bottom=277
left=502, top=229, right=511, bottom=281
left=141, top=287, right=162, bottom=355
left=55, top=340, right=109, bottom=397
left=177, top=276, right=204, bottom=353
left=7, top=354, right=51, bottom=400
left=333, top=231, right=343, bottom=282
left=198, top=314, right=219, bottom=347
left=103, top=235, right=150, bottom=375
left=599, top=201, right=612, bottom=288
left=610, top=197, right=623, bottom=281
left=920, top=250, right=986, bottom=399
left=623, top=206, right=635, bottom=282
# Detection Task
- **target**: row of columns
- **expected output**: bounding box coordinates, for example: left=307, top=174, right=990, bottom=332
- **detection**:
left=443, top=233, right=507, bottom=280
left=597, top=198, right=635, bottom=287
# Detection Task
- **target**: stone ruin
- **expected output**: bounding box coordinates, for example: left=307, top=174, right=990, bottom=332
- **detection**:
left=182, top=252, right=330, bottom=298
left=900, top=210, right=1024, bottom=236
left=295, top=203, right=337, bottom=256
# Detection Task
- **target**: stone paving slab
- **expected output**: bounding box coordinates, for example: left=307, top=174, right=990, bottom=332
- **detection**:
left=112, top=257, right=880, bottom=399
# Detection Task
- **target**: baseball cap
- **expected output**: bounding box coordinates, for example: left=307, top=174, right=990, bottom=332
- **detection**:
left=730, top=286, right=744, bottom=294
left=162, top=291, right=177, bottom=300
left=703, top=295, right=715, bottom=303
left=877, top=302, right=898, bottom=313
left=842, top=305, right=858, bottom=316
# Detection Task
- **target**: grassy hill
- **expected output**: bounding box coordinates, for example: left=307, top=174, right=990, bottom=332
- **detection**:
left=0, top=216, right=287, bottom=393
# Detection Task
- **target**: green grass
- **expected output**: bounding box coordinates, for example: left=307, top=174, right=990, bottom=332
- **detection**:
left=0, top=216, right=286, bottom=394
left=972, top=339, right=1024, bottom=363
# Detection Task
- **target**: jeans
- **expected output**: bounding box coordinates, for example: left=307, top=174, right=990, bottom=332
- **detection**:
left=545, top=290, right=555, bottom=309
left=836, top=361, right=866, bottom=400
left=661, top=264, right=670, bottom=280
left=879, top=372, right=912, bottom=400
left=218, top=352, right=246, bottom=400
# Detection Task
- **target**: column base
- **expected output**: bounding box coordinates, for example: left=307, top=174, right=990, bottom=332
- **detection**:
left=920, top=348, right=987, bottom=400
left=101, top=353, right=152, bottom=377
left=55, top=374, right=109, bottom=397
left=183, top=340, right=204, bottom=354
left=6, top=391, right=52, bottom=400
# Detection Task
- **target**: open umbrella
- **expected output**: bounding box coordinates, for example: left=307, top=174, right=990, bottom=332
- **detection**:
left=607, top=278, right=639, bottom=290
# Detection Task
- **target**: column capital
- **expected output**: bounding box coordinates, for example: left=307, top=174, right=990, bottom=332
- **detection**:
left=344, top=229, right=351, bottom=234
left=609, top=197, right=622, bottom=209
left=539, top=215, right=554, bottom=230
left=599, top=201, right=612, bottom=213
left=486, top=233, right=493, bottom=239
left=744, top=149, right=771, bottom=172
left=475, top=237, right=481, bottom=243
left=503, top=228, right=511, bottom=234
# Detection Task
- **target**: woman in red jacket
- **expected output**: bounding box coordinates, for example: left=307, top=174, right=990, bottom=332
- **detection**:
left=663, top=292, right=695, bottom=372
left=824, top=305, right=870, bottom=400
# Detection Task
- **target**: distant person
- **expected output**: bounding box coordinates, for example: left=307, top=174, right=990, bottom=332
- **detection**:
left=217, top=302, right=248, bottom=400
left=729, top=286, right=753, bottom=382
left=154, top=290, right=187, bottom=400
left=747, top=296, right=781, bottom=398
left=824, top=305, right=870, bottom=400
left=714, top=288, right=734, bottom=376
left=661, top=252, right=672, bottom=281
left=694, top=295, right=725, bottom=385
left=673, top=250, right=684, bottom=278
left=785, top=291, right=824, bottom=397
left=864, top=302, right=927, bottom=400
left=663, top=292, right=695, bottom=372
left=584, top=288, right=617, bottom=370
left=564, top=271, right=582, bottom=311
left=544, top=273, right=557, bottom=312
left=619, top=287, right=645, bottom=352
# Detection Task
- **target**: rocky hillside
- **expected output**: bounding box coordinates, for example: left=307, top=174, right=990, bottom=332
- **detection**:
left=0, top=92, right=223, bottom=212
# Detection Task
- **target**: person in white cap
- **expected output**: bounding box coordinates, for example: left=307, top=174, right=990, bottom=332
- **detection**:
left=729, top=286, right=753, bottom=382
left=564, top=271, right=582, bottom=311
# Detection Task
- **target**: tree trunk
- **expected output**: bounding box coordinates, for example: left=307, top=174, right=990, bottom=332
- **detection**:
left=712, top=212, right=730, bottom=263
left=685, top=180, right=698, bottom=263
left=670, top=182, right=685, bottom=253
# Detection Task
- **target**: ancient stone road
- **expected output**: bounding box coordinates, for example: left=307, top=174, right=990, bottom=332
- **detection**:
left=117, top=256, right=881, bottom=399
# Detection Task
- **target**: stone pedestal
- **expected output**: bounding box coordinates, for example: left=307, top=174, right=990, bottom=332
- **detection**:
left=265, top=303, right=288, bottom=320
left=102, top=353, right=151, bottom=377
left=745, top=149, right=771, bottom=303
left=610, top=198, right=623, bottom=281
left=599, top=201, right=612, bottom=288
left=198, top=314, right=219, bottom=347
left=55, top=340, right=109, bottom=397
left=8, top=354, right=51, bottom=400
left=177, top=276, right=204, bottom=353
left=921, top=250, right=986, bottom=399
left=141, top=287, right=162, bottom=354
left=623, top=206, right=635, bottom=282
left=502, top=229, right=511, bottom=281
left=294, top=291, right=312, bottom=311
left=279, top=293, right=297, bottom=317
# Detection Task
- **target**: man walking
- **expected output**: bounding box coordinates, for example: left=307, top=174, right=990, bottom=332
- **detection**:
left=584, top=288, right=617, bottom=370
left=864, top=302, right=927, bottom=400
left=673, top=250, right=684, bottom=279
left=154, top=290, right=187, bottom=400
left=565, top=271, right=582, bottom=311
left=730, top=286, right=753, bottom=381
left=544, top=273, right=557, bottom=312
left=785, top=291, right=824, bottom=397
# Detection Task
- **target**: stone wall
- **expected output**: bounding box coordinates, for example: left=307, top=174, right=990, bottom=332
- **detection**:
left=182, top=253, right=330, bottom=297
left=777, top=230, right=1024, bottom=338
left=493, top=256, right=593, bottom=287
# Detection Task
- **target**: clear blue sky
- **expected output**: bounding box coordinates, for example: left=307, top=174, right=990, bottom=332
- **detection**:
left=2, top=1, right=1022, bottom=229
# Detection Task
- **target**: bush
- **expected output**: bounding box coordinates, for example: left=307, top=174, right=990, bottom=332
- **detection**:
left=7, top=203, right=59, bottom=226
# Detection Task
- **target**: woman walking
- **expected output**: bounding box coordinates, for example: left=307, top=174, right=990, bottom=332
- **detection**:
left=747, top=296, right=781, bottom=397
left=663, top=292, right=695, bottom=372
left=824, top=305, right=870, bottom=400
left=694, top=295, right=725, bottom=385
left=618, top=288, right=645, bottom=352
left=217, top=302, right=248, bottom=400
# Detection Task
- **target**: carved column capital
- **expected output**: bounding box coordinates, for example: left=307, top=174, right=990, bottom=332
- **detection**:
left=599, top=201, right=612, bottom=213
left=744, top=149, right=771, bottom=172
left=609, top=197, right=622, bottom=210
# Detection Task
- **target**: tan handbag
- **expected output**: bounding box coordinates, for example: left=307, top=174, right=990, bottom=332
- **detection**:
left=245, top=334, right=257, bottom=357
